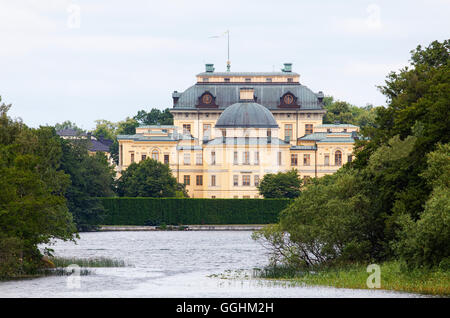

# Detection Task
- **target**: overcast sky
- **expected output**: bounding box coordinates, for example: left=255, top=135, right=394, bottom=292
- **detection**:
left=1, top=0, right=449, bottom=130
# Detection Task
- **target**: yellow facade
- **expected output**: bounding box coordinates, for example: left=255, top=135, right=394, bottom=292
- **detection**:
left=118, top=64, right=359, bottom=198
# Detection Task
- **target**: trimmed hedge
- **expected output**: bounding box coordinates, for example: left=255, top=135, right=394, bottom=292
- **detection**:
left=99, top=198, right=292, bottom=225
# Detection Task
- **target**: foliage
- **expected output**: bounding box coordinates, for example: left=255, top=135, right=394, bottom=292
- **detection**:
left=256, top=261, right=450, bottom=296
left=99, top=197, right=291, bottom=225
left=322, top=97, right=378, bottom=128
left=254, top=39, right=450, bottom=270
left=134, top=108, right=173, bottom=125
left=116, top=158, right=179, bottom=197
left=60, top=139, right=115, bottom=231
left=0, top=99, right=77, bottom=277
left=394, top=143, right=450, bottom=268
left=54, top=120, right=85, bottom=134
left=257, top=169, right=302, bottom=199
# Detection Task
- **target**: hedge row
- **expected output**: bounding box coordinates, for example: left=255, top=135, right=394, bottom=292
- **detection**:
left=99, top=198, right=293, bottom=225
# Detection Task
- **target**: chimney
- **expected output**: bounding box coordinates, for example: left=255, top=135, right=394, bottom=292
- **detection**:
left=282, top=63, right=292, bottom=72
left=205, top=64, right=215, bottom=73
left=239, top=87, right=254, bottom=102
left=317, top=91, right=324, bottom=103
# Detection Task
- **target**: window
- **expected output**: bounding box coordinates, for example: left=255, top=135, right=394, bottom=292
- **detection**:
left=335, top=150, right=342, bottom=166
left=211, top=151, right=216, bottom=165
left=203, top=78, right=209, bottom=82
left=203, top=124, right=211, bottom=139
left=242, top=175, right=251, bottom=186
left=245, top=78, right=251, bottom=82
left=307, top=114, right=311, bottom=119
left=243, top=196, right=250, bottom=199
left=196, top=153, right=202, bottom=165
left=152, top=149, right=159, bottom=161
left=277, top=152, right=282, bottom=166
left=233, top=175, right=239, bottom=186
left=183, top=153, right=191, bottom=165
left=211, top=175, right=216, bottom=187
left=196, top=175, right=203, bottom=186
left=222, top=129, right=227, bottom=137
left=233, top=196, right=238, bottom=199
left=254, top=175, right=260, bottom=187
left=233, top=151, right=238, bottom=165
left=343, top=128, right=347, bottom=132
left=267, top=129, right=272, bottom=137
left=164, top=154, right=169, bottom=164
left=291, top=154, right=298, bottom=166
left=285, top=124, right=293, bottom=141
left=327, top=128, right=331, bottom=133
left=324, top=154, right=330, bottom=166
left=141, top=154, right=147, bottom=161
left=182, top=124, right=191, bottom=134
left=183, top=175, right=190, bottom=185
left=266, top=78, right=272, bottom=82
left=287, top=78, right=293, bottom=83
left=254, top=151, right=260, bottom=165
left=347, top=155, right=352, bottom=163
left=303, top=154, right=311, bottom=166
left=130, top=153, right=135, bottom=163
left=305, top=124, right=313, bottom=134
left=224, top=78, right=230, bottom=82
left=243, top=151, right=250, bottom=165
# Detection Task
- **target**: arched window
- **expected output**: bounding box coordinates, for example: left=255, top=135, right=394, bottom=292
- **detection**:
left=335, top=150, right=342, bottom=166
left=152, top=149, right=159, bottom=161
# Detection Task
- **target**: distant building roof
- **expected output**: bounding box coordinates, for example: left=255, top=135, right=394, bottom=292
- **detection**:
left=56, top=128, right=87, bottom=137
left=88, top=139, right=111, bottom=152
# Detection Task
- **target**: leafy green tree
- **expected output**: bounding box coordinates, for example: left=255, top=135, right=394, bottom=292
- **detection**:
left=116, top=159, right=178, bottom=197
left=394, top=143, right=450, bottom=268
left=54, top=120, right=85, bottom=134
left=92, top=119, right=117, bottom=140
left=0, top=99, right=77, bottom=276
left=257, top=169, right=302, bottom=199
left=322, top=97, right=378, bottom=128
left=134, top=108, right=173, bottom=125
left=60, top=139, right=115, bottom=231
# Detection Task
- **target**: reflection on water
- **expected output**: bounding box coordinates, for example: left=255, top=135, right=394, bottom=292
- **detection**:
left=0, top=231, right=424, bottom=298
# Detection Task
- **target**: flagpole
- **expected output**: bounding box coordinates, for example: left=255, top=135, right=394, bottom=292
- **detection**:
left=227, top=30, right=230, bottom=72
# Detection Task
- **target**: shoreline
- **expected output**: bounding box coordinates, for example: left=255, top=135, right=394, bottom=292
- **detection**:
left=97, top=225, right=265, bottom=231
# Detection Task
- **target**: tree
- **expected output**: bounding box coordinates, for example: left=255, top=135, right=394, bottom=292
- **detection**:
left=92, top=119, right=117, bottom=140
left=322, top=97, right=378, bottom=129
left=54, top=120, right=84, bottom=133
left=394, top=143, right=450, bottom=268
left=0, top=99, right=77, bottom=276
left=116, top=159, right=179, bottom=197
left=257, top=169, right=302, bottom=199
left=60, top=139, right=115, bottom=231
left=134, top=108, right=173, bottom=126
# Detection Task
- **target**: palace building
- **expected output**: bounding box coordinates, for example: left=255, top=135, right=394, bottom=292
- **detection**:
left=117, top=63, right=359, bottom=198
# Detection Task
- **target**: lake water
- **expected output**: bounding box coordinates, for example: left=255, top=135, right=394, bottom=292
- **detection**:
left=0, top=231, right=425, bottom=298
